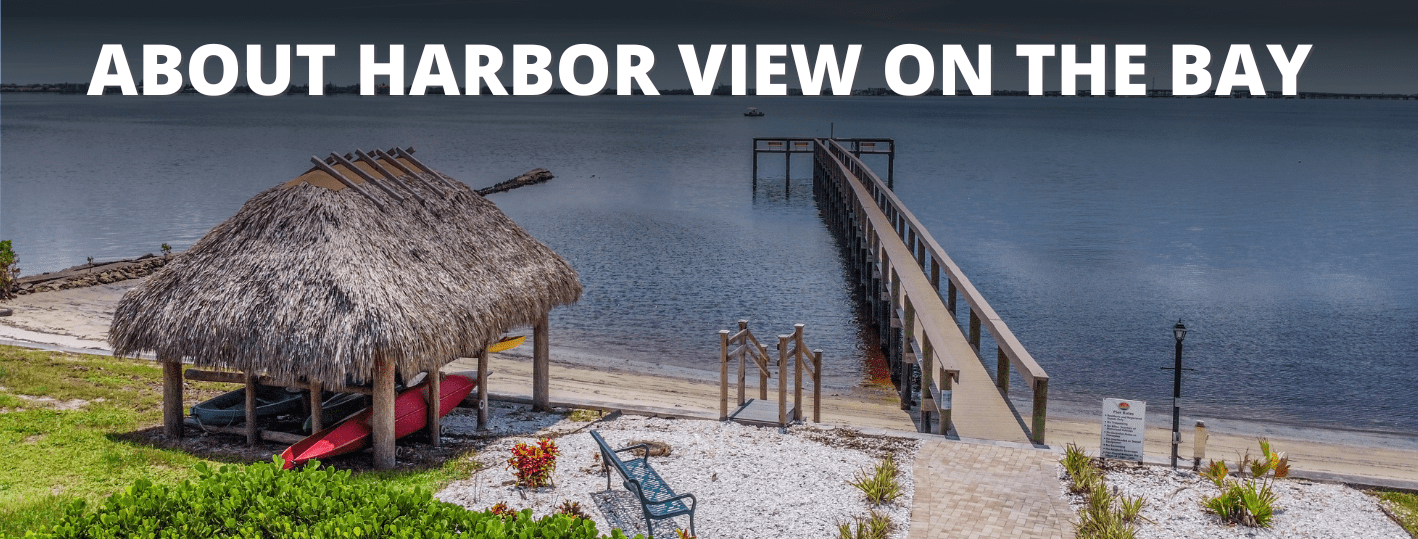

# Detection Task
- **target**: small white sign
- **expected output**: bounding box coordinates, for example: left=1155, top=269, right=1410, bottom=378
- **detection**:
left=1101, top=398, right=1146, bottom=461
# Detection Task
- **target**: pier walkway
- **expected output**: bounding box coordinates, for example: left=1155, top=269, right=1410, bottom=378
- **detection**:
left=755, top=138, right=1051, bottom=445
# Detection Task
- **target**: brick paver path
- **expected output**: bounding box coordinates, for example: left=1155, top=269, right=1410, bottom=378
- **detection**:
left=909, top=440, right=1076, bottom=539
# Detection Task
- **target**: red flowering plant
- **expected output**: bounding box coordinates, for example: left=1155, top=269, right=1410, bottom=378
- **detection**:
left=506, top=438, right=561, bottom=488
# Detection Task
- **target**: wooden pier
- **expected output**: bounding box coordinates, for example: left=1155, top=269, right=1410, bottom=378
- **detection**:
left=753, top=137, right=894, bottom=188
left=759, top=138, right=1051, bottom=444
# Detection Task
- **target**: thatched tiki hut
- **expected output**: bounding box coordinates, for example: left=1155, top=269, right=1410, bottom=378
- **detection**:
left=109, top=147, right=581, bottom=469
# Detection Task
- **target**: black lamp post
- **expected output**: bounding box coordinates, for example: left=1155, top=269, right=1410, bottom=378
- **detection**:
left=1165, top=320, right=1189, bottom=469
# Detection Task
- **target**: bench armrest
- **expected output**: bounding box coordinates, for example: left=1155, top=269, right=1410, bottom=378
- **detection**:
left=614, top=443, right=649, bottom=455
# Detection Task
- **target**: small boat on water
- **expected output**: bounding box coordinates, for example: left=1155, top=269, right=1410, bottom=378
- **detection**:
left=280, top=374, right=478, bottom=469
left=744, top=107, right=765, bottom=117
left=191, top=385, right=304, bottom=426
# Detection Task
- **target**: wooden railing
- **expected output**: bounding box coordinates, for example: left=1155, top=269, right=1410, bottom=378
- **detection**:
left=814, top=139, right=1051, bottom=443
left=719, top=321, right=822, bottom=427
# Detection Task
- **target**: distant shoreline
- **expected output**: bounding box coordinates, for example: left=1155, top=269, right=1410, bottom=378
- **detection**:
left=4, top=83, right=1415, bottom=100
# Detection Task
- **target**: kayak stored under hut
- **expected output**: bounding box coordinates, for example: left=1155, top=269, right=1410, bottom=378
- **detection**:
left=192, top=385, right=303, bottom=426
left=282, top=374, right=478, bottom=469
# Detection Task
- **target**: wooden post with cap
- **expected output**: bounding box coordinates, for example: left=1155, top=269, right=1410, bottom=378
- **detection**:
left=533, top=313, right=550, bottom=412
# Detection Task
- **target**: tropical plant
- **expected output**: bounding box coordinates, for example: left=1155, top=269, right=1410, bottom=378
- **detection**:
left=1202, top=440, right=1285, bottom=528
left=1117, top=494, right=1147, bottom=523
left=1204, top=478, right=1277, bottom=528
left=488, top=502, right=518, bottom=518
left=1062, top=444, right=1103, bottom=494
left=848, top=455, right=902, bottom=504
left=0, top=240, right=19, bottom=300
left=557, top=499, right=589, bottom=520
left=1200, top=459, right=1230, bottom=488
left=1257, top=439, right=1289, bottom=478
left=836, top=510, right=892, bottom=539
left=507, top=438, right=561, bottom=488
left=26, top=457, right=633, bottom=539
left=1076, top=486, right=1139, bottom=539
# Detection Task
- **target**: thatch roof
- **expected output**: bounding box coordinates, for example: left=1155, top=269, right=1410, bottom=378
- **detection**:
left=109, top=148, right=581, bottom=386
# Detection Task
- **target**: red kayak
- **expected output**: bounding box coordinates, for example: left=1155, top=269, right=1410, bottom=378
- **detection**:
left=280, top=374, right=477, bottom=469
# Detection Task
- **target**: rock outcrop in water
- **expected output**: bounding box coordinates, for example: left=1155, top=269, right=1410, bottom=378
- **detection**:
left=13, top=255, right=174, bottom=295
left=475, top=168, right=554, bottom=196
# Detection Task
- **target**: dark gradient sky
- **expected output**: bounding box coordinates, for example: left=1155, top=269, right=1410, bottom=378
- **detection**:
left=3, top=1, right=1416, bottom=93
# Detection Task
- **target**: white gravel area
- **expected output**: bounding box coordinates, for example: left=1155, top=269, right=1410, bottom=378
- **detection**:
left=436, top=403, right=918, bottom=539
left=1060, top=464, right=1410, bottom=539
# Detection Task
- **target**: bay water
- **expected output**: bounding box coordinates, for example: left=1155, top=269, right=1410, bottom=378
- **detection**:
left=2, top=94, right=1415, bottom=443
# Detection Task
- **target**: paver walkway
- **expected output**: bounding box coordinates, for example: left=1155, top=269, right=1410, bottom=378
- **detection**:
left=909, top=439, right=1075, bottom=539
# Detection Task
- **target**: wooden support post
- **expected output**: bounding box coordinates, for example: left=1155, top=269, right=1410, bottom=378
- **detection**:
left=244, top=372, right=258, bottom=447
left=997, top=347, right=1010, bottom=394
left=812, top=350, right=822, bottom=423
left=1032, top=379, right=1048, bottom=445
left=476, top=352, right=489, bottom=431
left=792, top=324, right=804, bottom=422
left=426, top=367, right=441, bottom=447
left=719, top=330, right=730, bottom=420
left=162, top=360, right=183, bottom=439
left=373, top=358, right=396, bottom=470
left=758, top=343, right=769, bottom=402
left=969, top=309, right=981, bottom=351
left=737, top=321, right=748, bottom=406
left=309, top=380, right=324, bottom=433
left=920, top=337, right=934, bottom=434
left=939, top=371, right=952, bottom=436
left=777, top=335, right=789, bottom=427
left=751, top=140, right=758, bottom=186
left=533, top=313, right=550, bottom=412
left=887, top=146, right=895, bottom=189
left=947, top=281, right=957, bottom=316
left=930, top=260, right=940, bottom=292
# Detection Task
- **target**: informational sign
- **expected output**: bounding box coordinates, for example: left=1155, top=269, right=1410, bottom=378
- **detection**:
left=1100, top=398, right=1146, bottom=461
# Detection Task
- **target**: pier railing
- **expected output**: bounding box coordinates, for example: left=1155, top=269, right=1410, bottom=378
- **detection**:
left=813, top=138, right=1050, bottom=443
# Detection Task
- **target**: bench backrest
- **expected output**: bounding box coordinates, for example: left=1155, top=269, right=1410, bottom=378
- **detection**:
left=590, top=430, right=632, bottom=478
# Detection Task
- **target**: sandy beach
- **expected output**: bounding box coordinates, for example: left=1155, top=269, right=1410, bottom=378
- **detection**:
left=3, top=280, right=1415, bottom=485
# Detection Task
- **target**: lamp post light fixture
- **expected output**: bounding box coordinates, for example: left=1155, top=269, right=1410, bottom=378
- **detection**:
left=1163, top=320, right=1191, bottom=469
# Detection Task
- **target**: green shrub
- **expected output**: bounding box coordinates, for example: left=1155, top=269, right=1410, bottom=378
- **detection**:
left=848, top=455, right=901, bottom=504
left=1201, top=440, right=1285, bottom=528
left=836, top=510, right=891, bottom=539
left=1061, top=444, right=1102, bottom=494
left=1061, top=445, right=1141, bottom=539
left=0, top=240, right=19, bottom=301
left=1203, top=478, right=1277, bottom=528
left=23, top=457, right=640, bottom=539
left=1200, top=459, right=1229, bottom=488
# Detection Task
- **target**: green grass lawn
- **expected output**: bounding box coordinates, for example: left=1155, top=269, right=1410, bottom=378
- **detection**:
left=1375, top=490, right=1418, bottom=537
left=0, top=345, right=475, bottom=536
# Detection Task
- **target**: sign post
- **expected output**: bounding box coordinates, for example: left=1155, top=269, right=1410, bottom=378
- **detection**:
left=1101, top=398, right=1146, bottom=462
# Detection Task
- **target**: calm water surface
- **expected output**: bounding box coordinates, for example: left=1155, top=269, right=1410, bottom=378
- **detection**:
left=2, top=95, right=1415, bottom=438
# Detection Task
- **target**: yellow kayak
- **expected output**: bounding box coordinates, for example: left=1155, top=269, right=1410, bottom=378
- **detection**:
left=488, top=335, right=526, bottom=353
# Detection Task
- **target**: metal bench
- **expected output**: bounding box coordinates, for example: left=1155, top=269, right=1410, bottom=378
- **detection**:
left=590, top=430, right=696, bottom=539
